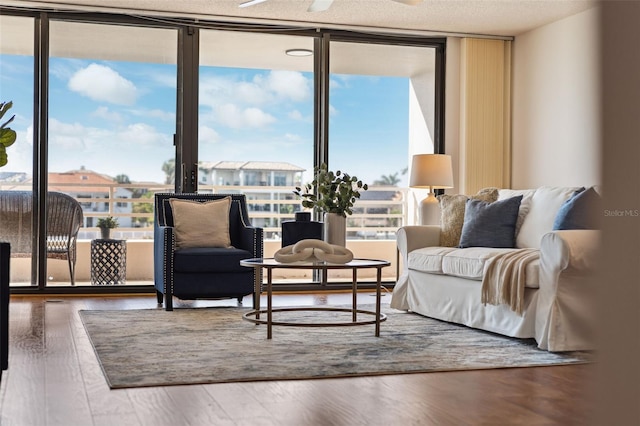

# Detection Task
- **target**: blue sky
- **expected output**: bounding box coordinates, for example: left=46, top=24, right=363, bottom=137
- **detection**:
left=0, top=54, right=409, bottom=186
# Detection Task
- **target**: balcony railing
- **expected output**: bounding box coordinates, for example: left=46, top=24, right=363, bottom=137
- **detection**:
left=1, top=182, right=409, bottom=241
left=2, top=182, right=408, bottom=285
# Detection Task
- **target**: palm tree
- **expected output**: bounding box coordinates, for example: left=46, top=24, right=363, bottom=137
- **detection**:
left=162, top=159, right=175, bottom=185
left=373, top=172, right=401, bottom=186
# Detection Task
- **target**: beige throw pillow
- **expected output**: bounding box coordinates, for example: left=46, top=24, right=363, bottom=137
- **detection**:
left=169, top=197, right=232, bottom=249
left=437, top=187, right=499, bottom=247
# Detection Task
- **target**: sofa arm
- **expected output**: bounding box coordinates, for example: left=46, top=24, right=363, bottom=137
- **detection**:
left=541, top=230, right=600, bottom=272
left=535, top=230, right=600, bottom=351
left=397, top=226, right=441, bottom=257
left=390, top=225, right=441, bottom=310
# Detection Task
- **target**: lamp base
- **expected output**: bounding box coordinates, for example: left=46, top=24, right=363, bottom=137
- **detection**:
left=419, top=192, right=441, bottom=226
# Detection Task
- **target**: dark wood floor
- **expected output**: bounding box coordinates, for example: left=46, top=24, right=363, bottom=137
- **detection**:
left=0, top=292, right=594, bottom=426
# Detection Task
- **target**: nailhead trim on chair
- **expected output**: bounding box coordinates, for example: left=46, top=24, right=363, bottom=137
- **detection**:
left=238, top=202, right=264, bottom=297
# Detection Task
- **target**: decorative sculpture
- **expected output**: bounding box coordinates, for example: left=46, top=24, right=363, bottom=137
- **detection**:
left=274, top=239, right=353, bottom=264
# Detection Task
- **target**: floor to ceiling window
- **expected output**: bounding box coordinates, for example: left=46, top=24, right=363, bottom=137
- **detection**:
left=324, top=39, right=438, bottom=283
left=0, top=14, right=35, bottom=288
left=198, top=29, right=319, bottom=284
left=0, top=7, right=444, bottom=292
left=43, top=20, right=178, bottom=287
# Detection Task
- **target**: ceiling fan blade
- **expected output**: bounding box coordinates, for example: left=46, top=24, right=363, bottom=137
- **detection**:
left=239, top=0, right=268, bottom=8
left=308, top=0, right=334, bottom=12
left=391, top=0, right=424, bottom=5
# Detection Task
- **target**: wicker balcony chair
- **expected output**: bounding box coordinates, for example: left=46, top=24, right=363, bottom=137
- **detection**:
left=0, top=191, right=83, bottom=285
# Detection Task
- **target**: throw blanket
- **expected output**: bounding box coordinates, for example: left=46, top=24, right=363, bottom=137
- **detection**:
left=481, top=248, right=540, bottom=316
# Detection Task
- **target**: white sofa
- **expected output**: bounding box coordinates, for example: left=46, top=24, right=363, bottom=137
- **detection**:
left=390, top=186, right=599, bottom=352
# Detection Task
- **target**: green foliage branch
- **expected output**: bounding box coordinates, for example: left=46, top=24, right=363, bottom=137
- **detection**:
left=294, top=163, right=368, bottom=218
left=0, top=101, right=17, bottom=168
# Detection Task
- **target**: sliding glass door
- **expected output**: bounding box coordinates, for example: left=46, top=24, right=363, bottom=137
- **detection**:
left=325, top=39, right=438, bottom=282
left=46, top=20, right=177, bottom=287
left=198, top=29, right=317, bottom=283
left=0, top=15, right=35, bottom=287
left=0, top=7, right=444, bottom=291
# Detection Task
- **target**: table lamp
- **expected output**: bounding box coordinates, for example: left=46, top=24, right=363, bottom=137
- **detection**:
left=409, top=154, right=454, bottom=225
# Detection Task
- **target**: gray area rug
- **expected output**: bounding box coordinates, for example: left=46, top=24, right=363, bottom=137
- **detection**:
left=79, top=305, right=591, bottom=389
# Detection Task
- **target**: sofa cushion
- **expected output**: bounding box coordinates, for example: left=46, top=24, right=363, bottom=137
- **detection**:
left=407, top=246, right=539, bottom=288
left=516, top=186, right=579, bottom=249
left=437, top=187, right=499, bottom=247
left=407, top=247, right=458, bottom=274
left=458, top=196, right=522, bottom=248
left=553, top=186, right=601, bottom=230
left=441, top=247, right=540, bottom=288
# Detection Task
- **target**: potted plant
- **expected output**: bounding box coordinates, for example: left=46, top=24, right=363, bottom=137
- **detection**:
left=294, top=163, right=368, bottom=246
left=97, top=216, right=119, bottom=240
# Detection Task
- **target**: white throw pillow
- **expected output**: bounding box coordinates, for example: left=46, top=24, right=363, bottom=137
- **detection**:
left=516, top=186, right=579, bottom=249
left=498, top=188, right=536, bottom=239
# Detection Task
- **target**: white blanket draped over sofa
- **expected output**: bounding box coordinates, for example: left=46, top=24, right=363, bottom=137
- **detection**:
left=391, top=186, right=599, bottom=352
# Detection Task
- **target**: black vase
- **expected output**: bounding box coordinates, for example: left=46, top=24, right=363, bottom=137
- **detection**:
left=281, top=212, right=323, bottom=248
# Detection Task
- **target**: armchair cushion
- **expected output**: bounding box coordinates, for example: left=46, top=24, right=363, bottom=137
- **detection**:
left=174, top=247, right=252, bottom=273
left=169, top=197, right=232, bottom=249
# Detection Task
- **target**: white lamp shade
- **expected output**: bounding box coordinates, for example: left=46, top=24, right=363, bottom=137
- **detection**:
left=409, top=154, right=454, bottom=189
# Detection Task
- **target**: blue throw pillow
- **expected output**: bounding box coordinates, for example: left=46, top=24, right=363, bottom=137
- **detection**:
left=458, top=195, right=523, bottom=248
left=553, top=186, right=601, bottom=230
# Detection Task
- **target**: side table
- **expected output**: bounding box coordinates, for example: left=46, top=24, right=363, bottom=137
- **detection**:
left=91, top=239, right=127, bottom=285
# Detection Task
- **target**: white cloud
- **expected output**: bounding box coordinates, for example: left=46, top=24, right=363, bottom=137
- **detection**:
left=199, top=70, right=312, bottom=129
left=68, top=63, right=138, bottom=106
left=43, top=118, right=172, bottom=181
left=215, top=104, right=275, bottom=129
left=332, top=74, right=352, bottom=89
left=265, top=70, right=311, bottom=102
left=48, top=118, right=93, bottom=150
left=199, top=125, right=220, bottom=144
left=117, top=123, right=165, bottom=145
left=151, top=72, right=177, bottom=89
left=284, top=133, right=303, bottom=143
left=288, top=110, right=303, bottom=120
left=92, top=106, right=123, bottom=124
left=235, top=80, right=270, bottom=105
left=130, top=108, right=175, bottom=122
left=243, top=107, right=276, bottom=127
left=329, top=104, right=338, bottom=116
left=200, top=75, right=270, bottom=108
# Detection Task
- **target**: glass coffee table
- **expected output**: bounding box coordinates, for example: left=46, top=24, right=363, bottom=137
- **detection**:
left=240, top=258, right=390, bottom=339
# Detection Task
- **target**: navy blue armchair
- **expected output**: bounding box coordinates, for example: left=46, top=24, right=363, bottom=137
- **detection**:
left=154, top=193, right=263, bottom=311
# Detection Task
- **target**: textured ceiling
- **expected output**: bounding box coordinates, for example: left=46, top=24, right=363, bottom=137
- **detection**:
left=0, top=0, right=599, bottom=37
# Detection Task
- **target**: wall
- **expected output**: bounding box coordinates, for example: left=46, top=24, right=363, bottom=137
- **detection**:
left=511, top=7, right=601, bottom=189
